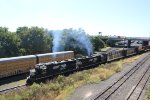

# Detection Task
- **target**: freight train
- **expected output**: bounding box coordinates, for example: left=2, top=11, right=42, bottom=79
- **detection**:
left=0, top=51, right=74, bottom=78
left=26, top=45, right=150, bottom=85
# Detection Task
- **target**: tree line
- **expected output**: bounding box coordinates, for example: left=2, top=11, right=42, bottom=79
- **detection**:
left=0, top=26, right=110, bottom=58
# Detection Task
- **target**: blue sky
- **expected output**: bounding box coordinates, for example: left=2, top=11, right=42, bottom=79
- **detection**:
left=0, top=0, right=150, bottom=37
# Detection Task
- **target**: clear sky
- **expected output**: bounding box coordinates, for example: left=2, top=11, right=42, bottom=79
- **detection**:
left=0, top=0, right=150, bottom=37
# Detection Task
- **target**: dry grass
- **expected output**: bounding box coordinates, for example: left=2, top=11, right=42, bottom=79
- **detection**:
left=122, top=54, right=142, bottom=64
left=145, top=76, right=150, bottom=100
left=0, top=54, right=142, bottom=100
left=146, top=85, right=150, bottom=100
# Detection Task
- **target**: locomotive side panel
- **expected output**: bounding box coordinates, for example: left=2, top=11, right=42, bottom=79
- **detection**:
left=50, top=60, right=76, bottom=75
left=37, top=61, right=75, bottom=76
left=76, top=56, right=99, bottom=69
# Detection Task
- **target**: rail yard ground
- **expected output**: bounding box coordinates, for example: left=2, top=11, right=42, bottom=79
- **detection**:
left=0, top=80, right=26, bottom=93
left=0, top=52, right=146, bottom=100
left=70, top=52, right=150, bottom=100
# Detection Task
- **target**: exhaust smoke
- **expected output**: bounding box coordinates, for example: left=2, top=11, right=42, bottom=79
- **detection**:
left=51, top=28, right=93, bottom=56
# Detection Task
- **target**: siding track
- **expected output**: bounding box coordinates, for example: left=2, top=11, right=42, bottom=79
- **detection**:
left=0, top=84, right=26, bottom=94
left=93, top=54, right=150, bottom=100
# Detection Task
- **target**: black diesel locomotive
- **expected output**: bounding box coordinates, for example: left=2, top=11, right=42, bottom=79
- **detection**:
left=26, top=46, right=148, bottom=84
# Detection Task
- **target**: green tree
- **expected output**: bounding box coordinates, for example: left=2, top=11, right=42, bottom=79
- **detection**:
left=91, top=35, right=106, bottom=51
left=0, top=27, right=20, bottom=57
left=20, top=27, right=52, bottom=54
left=16, top=26, right=29, bottom=39
left=16, top=26, right=29, bottom=55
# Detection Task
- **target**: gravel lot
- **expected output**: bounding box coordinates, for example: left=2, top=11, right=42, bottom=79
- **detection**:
left=69, top=52, right=150, bottom=100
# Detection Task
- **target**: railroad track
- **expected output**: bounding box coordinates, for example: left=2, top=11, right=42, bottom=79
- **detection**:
left=93, top=53, right=150, bottom=100
left=0, top=84, right=26, bottom=94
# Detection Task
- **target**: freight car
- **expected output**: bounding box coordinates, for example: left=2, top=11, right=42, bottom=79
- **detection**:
left=26, top=46, right=147, bottom=85
left=0, top=55, right=36, bottom=78
left=143, top=45, right=150, bottom=51
left=36, top=51, right=74, bottom=63
left=0, top=51, right=74, bottom=78
left=107, top=48, right=125, bottom=61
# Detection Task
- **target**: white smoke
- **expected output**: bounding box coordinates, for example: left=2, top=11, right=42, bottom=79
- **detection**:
left=51, top=30, right=63, bottom=52
left=65, top=29, right=93, bottom=55
left=51, top=28, right=93, bottom=56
